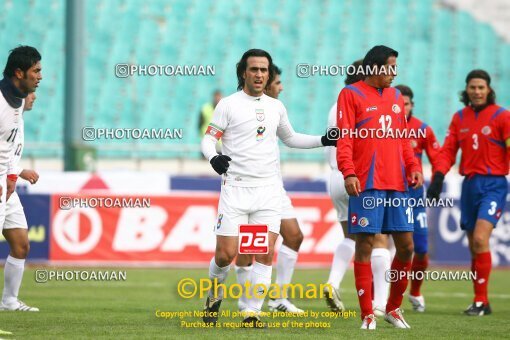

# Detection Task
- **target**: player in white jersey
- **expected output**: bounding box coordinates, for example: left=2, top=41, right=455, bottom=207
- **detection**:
left=0, top=46, right=41, bottom=312
left=235, top=65, right=305, bottom=314
left=201, top=49, right=335, bottom=328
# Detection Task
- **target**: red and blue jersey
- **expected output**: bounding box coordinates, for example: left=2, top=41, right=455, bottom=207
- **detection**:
left=407, top=115, right=441, bottom=174
left=435, top=104, right=510, bottom=176
left=336, top=80, right=420, bottom=192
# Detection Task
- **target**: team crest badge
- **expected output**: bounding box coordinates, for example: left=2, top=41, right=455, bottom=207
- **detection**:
left=256, top=109, right=265, bottom=121
left=481, top=126, right=491, bottom=135
left=392, top=104, right=401, bottom=114
left=359, top=217, right=369, bottom=227
left=256, top=126, right=266, bottom=141
left=410, top=140, right=418, bottom=148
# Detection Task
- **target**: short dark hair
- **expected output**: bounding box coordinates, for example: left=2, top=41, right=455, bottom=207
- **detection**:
left=270, top=64, right=282, bottom=77
left=265, top=64, right=282, bottom=90
left=3, top=45, right=41, bottom=78
left=460, top=69, right=495, bottom=106
left=236, top=49, right=273, bottom=91
left=345, top=59, right=364, bottom=85
left=395, top=84, right=414, bottom=101
left=362, top=45, right=398, bottom=75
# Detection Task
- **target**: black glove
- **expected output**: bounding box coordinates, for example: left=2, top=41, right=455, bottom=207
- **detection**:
left=321, top=134, right=337, bottom=147
left=210, top=155, right=232, bottom=175
left=426, top=172, right=445, bottom=200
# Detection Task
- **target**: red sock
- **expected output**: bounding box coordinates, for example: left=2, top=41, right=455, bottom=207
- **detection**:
left=473, top=252, right=491, bottom=304
left=410, top=254, right=429, bottom=296
left=354, top=261, right=373, bottom=319
left=386, top=257, right=411, bottom=313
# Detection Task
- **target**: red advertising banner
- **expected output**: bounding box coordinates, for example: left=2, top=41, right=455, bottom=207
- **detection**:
left=50, top=194, right=343, bottom=264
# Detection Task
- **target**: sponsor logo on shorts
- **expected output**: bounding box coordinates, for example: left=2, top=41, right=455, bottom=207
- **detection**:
left=351, top=213, right=358, bottom=226
left=359, top=217, right=369, bottom=227
left=496, top=209, right=502, bottom=219
left=239, top=225, right=268, bottom=254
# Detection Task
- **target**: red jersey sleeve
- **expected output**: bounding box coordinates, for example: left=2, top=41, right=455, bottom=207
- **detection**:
left=498, top=110, right=510, bottom=142
left=435, top=113, right=461, bottom=175
left=337, top=88, right=357, bottom=178
left=399, top=98, right=420, bottom=174
left=424, top=125, right=441, bottom=173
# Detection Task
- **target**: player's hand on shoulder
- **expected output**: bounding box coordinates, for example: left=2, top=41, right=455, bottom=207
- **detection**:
left=410, top=171, right=423, bottom=189
left=20, top=169, right=39, bottom=184
left=210, top=154, right=232, bottom=175
left=344, top=175, right=361, bottom=196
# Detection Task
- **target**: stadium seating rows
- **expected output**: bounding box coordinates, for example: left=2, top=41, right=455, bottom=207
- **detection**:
left=1, top=0, right=509, bottom=160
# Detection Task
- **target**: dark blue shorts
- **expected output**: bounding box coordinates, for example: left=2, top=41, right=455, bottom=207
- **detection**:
left=409, top=186, right=428, bottom=253
left=460, top=175, right=508, bottom=231
left=409, top=186, right=428, bottom=234
left=348, top=189, right=414, bottom=234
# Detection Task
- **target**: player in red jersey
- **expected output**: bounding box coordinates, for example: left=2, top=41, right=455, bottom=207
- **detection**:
left=395, top=84, right=441, bottom=313
left=337, top=45, right=423, bottom=329
left=427, top=70, right=510, bottom=316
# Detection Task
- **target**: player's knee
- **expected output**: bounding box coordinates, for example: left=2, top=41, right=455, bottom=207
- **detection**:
left=215, top=249, right=236, bottom=266
left=472, top=234, right=489, bottom=253
left=283, top=230, right=303, bottom=250
left=396, top=242, right=414, bottom=259
left=12, top=241, right=30, bottom=259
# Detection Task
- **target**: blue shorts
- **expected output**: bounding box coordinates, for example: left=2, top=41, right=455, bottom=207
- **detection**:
left=460, top=175, right=508, bottom=231
left=348, top=189, right=414, bottom=234
left=409, top=186, right=428, bottom=234
left=409, top=186, right=428, bottom=253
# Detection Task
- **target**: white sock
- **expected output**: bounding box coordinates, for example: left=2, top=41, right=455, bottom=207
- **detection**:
left=245, top=262, right=272, bottom=314
left=276, top=245, right=298, bottom=298
left=235, top=265, right=252, bottom=308
left=327, top=238, right=355, bottom=288
left=371, top=248, right=391, bottom=309
left=2, top=255, right=25, bottom=306
left=208, top=257, right=230, bottom=300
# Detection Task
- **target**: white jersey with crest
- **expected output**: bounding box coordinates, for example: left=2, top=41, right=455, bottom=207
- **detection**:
left=206, top=90, right=307, bottom=187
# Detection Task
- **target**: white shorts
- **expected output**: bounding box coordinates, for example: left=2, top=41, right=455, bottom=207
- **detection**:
left=215, top=182, right=282, bottom=236
left=281, top=187, right=296, bottom=220
left=4, top=191, right=28, bottom=229
left=328, top=170, right=348, bottom=222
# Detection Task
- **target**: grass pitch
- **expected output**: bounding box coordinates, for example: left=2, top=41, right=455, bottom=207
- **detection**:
left=1, top=267, right=509, bottom=339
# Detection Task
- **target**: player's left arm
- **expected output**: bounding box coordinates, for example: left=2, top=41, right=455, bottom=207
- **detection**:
left=399, top=99, right=422, bottom=188
left=498, top=110, right=510, bottom=164
left=277, top=104, right=333, bottom=148
left=6, top=129, right=23, bottom=201
left=423, top=125, right=441, bottom=173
